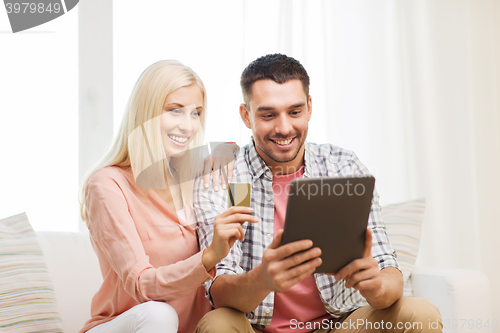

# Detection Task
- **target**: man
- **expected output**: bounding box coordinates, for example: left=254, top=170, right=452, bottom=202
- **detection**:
left=194, top=54, right=442, bottom=332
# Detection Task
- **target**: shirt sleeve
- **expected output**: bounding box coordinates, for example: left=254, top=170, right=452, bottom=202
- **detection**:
left=85, top=169, right=215, bottom=304
left=347, top=152, right=401, bottom=272
left=193, top=174, right=243, bottom=306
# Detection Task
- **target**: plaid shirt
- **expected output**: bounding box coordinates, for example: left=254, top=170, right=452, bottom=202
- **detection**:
left=194, top=138, right=399, bottom=329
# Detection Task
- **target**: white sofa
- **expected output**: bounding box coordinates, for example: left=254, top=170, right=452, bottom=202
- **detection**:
left=36, top=231, right=493, bottom=333
left=412, top=267, right=493, bottom=333
left=36, top=232, right=102, bottom=333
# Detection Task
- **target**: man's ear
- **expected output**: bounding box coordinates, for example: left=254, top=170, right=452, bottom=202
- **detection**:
left=307, top=96, right=312, bottom=121
left=239, top=103, right=252, bottom=129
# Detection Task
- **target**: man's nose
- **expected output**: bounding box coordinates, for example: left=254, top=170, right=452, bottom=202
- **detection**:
left=274, top=113, right=293, bottom=136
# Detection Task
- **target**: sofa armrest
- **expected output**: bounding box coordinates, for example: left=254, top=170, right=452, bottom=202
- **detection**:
left=411, top=266, right=493, bottom=333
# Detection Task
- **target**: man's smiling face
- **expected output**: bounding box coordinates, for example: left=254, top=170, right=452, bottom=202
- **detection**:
left=240, top=79, right=312, bottom=172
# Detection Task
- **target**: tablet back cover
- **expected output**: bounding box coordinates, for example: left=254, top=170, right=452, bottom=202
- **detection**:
left=281, top=176, right=375, bottom=273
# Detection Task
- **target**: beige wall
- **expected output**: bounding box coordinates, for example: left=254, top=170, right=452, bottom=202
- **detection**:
left=472, top=0, right=500, bottom=325
left=78, top=0, right=113, bottom=230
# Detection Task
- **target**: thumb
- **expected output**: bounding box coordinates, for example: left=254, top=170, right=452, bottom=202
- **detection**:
left=363, top=228, right=373, bottom=258
left=268, top=229, right=284, bottom=249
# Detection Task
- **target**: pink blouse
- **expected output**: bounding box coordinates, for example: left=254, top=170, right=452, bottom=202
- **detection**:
left=80, top=166, right=214, bottom=333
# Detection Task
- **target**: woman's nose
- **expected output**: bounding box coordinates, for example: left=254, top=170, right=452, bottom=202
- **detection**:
left=177, top=113, right=194, bottom=132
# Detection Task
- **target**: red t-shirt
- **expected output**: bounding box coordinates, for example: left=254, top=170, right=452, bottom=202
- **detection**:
left=261, top=165, right=332, bottom=333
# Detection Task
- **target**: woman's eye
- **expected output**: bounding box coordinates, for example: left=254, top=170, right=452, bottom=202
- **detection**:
left=170, top=108, right=182, bottom=114
left=191, top=111, right=201, bottom=117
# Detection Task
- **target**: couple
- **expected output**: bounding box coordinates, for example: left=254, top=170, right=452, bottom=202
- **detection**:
left=80, top=54, right=442, bottom=333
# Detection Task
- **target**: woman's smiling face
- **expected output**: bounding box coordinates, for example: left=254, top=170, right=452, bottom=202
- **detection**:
left=160, top=84, right=204, bottom=157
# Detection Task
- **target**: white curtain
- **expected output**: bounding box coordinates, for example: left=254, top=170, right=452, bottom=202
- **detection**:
left=241, top=0, right=500, bottom=319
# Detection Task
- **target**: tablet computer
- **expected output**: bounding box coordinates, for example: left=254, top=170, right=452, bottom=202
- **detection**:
left=281, top=176, right=375, bottom=273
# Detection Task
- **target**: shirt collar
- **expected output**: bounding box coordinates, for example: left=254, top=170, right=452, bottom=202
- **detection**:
left=247, top=137, right=272, bottom=181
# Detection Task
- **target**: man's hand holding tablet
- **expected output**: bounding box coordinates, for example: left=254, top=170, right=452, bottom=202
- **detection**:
left=333, top=228, right=383, bottom=299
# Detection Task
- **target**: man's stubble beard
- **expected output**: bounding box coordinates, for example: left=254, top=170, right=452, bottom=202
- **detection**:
left=254, top=125, right=308, bottom=164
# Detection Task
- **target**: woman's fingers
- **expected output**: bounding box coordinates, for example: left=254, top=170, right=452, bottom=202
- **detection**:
left=215, top=206, right=254, bottom=219
left=217, top=213, right=258, bottom=225
left=212, top=165, right=220, bottom=192
left=220, top=164, right=228, bottom=191
left=205, top=142, right=237, bottom=191
left=227, top=160, right=234, bottom=184
left=210, top=206, right=257, bottom=262
left=203, top=157, right=212, bottom=189
left=211, top=221, right=246, bottom=262
left=216, top=223, right=245, bottom=243
left=202, top=156, right=230, bottom=192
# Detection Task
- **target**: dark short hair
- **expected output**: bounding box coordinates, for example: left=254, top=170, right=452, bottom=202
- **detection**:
left=240, top=53, right=310, bottom=105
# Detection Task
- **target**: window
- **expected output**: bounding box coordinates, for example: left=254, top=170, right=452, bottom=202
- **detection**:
left=0, top=9, right=79, bottom=231
left=113, top=0, right=251, bottom=144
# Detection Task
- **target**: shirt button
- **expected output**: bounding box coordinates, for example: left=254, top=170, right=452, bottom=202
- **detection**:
left=266, top=233, right=272, bottom=240
left=266, top=195, right=272, bottom=201
left=265, top=307, right=271, bottom=314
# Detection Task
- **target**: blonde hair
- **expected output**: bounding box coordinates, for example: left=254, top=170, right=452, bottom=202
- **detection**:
left=79, top=60, right=207, bottom=221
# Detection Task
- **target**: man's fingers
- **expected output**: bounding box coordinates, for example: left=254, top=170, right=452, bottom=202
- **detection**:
left=344, top=265, right=377, bottom=288
left=279, top=266, right=318, bottom=292
left=363, top=228, right=373, bottom=258
left=351, top=276, right=382, bottom=293
left=272, top=239, right=314, bottom=261
left=334, top=229, right=373, bottom=281
left=282, top=247, right=321, bottom=270
left=281, top=257, right=322, bottom=288
left=268, top=229, right=284, bottom=250
left=335, top=256, right=377, bottom=282
left=335, top=260, right=359, bottom=282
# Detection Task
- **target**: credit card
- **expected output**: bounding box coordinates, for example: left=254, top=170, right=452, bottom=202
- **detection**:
left=227, top=183, right=251, bottom=208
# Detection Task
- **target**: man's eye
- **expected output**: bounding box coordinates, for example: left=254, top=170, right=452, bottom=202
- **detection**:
left=262, top=114, right=274, bottom=119
left=290, top=110, right=301, bottom=116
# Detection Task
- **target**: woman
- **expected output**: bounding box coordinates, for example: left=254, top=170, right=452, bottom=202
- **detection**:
left=79, top=60, right=254, bottom=333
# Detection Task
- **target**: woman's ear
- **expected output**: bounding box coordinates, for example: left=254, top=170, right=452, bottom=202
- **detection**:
left=239, top=103, right=252, bottom=129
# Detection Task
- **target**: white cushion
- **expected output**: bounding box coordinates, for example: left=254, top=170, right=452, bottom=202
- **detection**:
left=382, top=198, right=425, bottom=297
left=0, top=212, right=64, bottom=332
left=36, top=231, right=102, bottom=333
